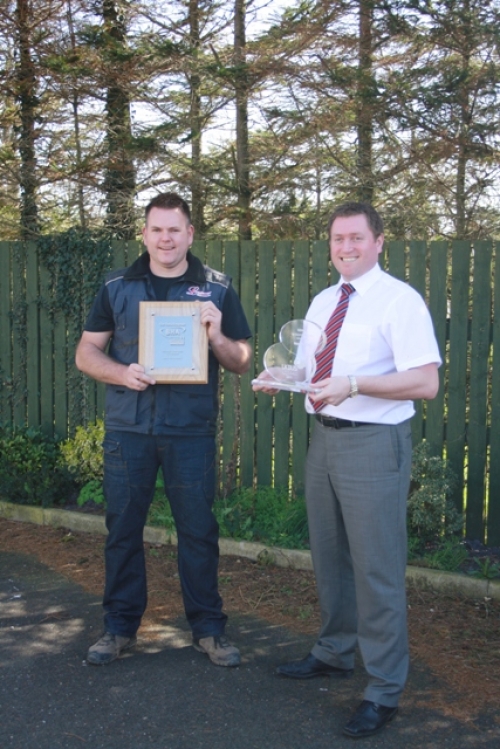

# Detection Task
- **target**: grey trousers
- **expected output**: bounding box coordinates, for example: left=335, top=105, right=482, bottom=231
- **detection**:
left=306, top=419, right=412, bottom=707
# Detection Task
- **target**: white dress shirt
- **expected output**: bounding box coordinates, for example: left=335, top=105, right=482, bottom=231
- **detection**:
left=305, top=264, right=442, bottom=424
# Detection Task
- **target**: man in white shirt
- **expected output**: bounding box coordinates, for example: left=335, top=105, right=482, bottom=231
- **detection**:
left=253, top=202, right=441, bottom=738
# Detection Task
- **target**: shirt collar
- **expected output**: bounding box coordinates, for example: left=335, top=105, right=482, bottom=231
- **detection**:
left=337, top=263, right=382, bottom=297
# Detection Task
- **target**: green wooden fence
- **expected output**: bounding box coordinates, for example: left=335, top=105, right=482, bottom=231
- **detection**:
left=1, top=238, right=499, bottom=545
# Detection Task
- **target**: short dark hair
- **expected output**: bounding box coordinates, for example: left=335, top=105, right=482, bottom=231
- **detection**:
left=328, top=201, right=384, bottom=239
left=145, top=192, right=192, bottom=224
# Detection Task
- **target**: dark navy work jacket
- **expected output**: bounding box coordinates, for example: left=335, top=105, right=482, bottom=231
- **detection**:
left=104, top=251, right=230, bottom=436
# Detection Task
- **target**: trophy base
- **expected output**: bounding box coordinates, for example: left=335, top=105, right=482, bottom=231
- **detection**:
left=251, top=378, right=320, bottom=394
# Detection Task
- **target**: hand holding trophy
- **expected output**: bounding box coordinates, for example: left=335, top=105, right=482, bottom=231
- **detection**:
left=252, top=319, right=326, bottom=393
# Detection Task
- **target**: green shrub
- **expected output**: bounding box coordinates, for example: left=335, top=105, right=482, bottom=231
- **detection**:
left=415, top=538, right=469, bottom=572
left=407, top=440, right=462, bottom=548
left=215, top=486, right=309, bottom=549
left=0, top=425, right=74, bottom=507
left=147, top=485, right=309, bottom=549
left=468, top=557, right=500, bottom=580
left=147, top=490, right=176, bottom=532
left=77, top=479, right=105, bottom=508
left=59, top=419, right=104, bottom=485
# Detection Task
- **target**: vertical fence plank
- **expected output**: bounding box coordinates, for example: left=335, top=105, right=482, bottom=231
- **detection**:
left=426, top=242, right=448, bottom=455
left=255, top=240, right=274, bottom=487
left=220, top=241, right=241, bottom=496
left=447, top=242, right=472, bottom=514
left=311, top=240, right=329, bottom=299
left=206, top=240, right=223, bottom=273
left=408, top=240, right=427, bottom=298
left=206, top=238, right=225, bottom=487
left=80, top=248, right=98, bottom=427
left=291, top=241, right=310, bottom=493
left=53, top=316, right=68, bottom=440
left=38, top=260, right=54, bottom=437
left=274, top=241, right=293, bottom=488
left=466, top=241, right=492, bottom=540
left=67, top=330, right=84, bottom=436
left=488, top=243, right=500, bottom=544
left=0, top=242, right=12, bottom=425
left=386, top=241, right=406, bottom=282
left=78, top=249, right=101, bottom=427
left=130, top=240, right=143, bottom=264
left=12, top=243, right=26, bottom=426
left=206, top=239, right=224, bottom=494
left=239, top=241, right=257, bottom=487
left=111, top=239, right=127, bottom=270
left=408, top=241, right=428, bottom=443
left=26, top=242, right=40, bottom=429
left=192, top=239, right=207, bottom=264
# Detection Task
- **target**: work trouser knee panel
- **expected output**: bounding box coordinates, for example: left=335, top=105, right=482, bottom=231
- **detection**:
left=163, top=441, right=215, bottom=492
left=162, top=439, right=216, bottom=518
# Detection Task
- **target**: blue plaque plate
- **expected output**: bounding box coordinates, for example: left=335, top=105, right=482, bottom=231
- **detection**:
left=138, top=302, right=208, bottom=383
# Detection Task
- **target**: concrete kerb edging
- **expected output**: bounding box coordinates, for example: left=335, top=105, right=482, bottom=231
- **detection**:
left=1, top=500, right=499, bottom=602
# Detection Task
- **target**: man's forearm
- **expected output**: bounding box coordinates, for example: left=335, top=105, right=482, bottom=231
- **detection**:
left=310, top=363, right=440, bottom=408
left=209, top=336, right=252, bottom=375
left=356, top=364, right=439, bottom=401
left=75, top=340, right=129, bottom=385
left=76, top=340, right=157, bottom=391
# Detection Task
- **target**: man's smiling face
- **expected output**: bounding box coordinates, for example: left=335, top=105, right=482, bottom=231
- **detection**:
left=329, top=213, right=384, bottom=281
left=142, top=206, right=194, bottom=277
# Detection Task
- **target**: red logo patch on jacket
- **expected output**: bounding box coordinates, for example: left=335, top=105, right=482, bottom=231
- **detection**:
left=186, top=286, right=212, bottom=298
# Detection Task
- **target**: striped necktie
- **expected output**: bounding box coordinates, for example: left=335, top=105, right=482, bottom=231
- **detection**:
left=310, top=283, right=355, bottom=412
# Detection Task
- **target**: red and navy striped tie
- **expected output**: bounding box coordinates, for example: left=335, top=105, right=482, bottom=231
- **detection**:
left=310, top=283, right=355, bottom=412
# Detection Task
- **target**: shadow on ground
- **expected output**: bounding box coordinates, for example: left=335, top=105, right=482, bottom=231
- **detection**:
left=1, top=551, right=498, bottom=749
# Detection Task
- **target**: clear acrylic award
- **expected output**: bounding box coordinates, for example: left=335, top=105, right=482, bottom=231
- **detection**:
left=252, top=319, right=326, bottom=393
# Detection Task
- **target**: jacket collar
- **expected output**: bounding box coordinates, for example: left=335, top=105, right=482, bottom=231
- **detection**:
left=123, top=251, right=207, bottom=284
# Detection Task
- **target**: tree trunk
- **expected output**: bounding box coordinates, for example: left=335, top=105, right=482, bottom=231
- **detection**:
left=356, top=0, right=374, bottom=204
left=102, top=0, right=136, bottom=240
left=16, top=0, right=39, bottom=239
left=67, top=0, right=86, bottom=229
left=234, top=0, right=252, bottom=240
left=189, top=0, right=205, bottom=236
left=455, top=4, right=472, bottom=239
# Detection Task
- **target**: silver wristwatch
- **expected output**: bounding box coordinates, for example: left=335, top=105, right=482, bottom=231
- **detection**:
left=348, top=375, right=359, bottom=398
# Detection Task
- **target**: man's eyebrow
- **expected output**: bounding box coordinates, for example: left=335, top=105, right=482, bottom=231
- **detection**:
left=332, top=232, right=363, bottom=237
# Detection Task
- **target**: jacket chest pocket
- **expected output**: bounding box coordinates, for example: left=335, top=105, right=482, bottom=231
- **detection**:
left=113, top=297, right=140, bottom=346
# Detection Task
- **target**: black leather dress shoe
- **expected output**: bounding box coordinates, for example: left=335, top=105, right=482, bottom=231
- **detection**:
left=276, top=653, right=353, bottom=680
left=343, top=700, right=398, bottom=738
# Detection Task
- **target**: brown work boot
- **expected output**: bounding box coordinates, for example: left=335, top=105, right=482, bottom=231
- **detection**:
left=193, top=635, right=241, bottom=667
left=86, top=632, right=137, bottom=665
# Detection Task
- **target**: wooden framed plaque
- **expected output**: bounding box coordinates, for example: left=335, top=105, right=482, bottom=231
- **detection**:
left=138, top=301, right=208, bottom=384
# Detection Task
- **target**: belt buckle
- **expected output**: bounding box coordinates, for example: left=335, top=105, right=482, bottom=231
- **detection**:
left=318, top=414, right=340, bottom=428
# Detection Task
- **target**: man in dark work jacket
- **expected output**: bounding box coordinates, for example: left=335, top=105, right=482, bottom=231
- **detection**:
left=76, top=192, right=252, bottom=668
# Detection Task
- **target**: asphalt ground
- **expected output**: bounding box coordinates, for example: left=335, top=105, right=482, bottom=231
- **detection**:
left=1, top=550, right=499, bottom=749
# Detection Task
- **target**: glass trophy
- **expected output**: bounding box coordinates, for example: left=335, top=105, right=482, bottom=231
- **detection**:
left=252, top=319, right=326, bottom=393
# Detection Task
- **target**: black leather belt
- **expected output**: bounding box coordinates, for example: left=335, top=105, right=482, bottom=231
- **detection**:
left=315, top=414, right=370, bottom=429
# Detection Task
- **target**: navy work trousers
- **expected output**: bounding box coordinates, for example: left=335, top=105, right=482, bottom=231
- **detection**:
left=102, top=431, right=227, bottom=640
